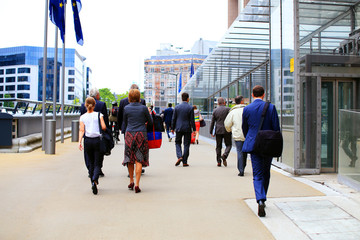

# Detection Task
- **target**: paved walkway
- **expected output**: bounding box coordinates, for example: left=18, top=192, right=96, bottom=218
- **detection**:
left=0, top=135, right=360, bottom=240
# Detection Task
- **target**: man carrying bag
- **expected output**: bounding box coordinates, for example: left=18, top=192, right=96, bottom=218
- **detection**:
left=242, top=85, right=281, bottom=218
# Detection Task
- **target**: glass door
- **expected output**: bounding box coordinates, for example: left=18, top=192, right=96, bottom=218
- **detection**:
left=321, top=79, right=355, bottom=172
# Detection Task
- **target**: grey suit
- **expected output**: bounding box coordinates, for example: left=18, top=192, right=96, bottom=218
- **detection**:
left=171, top=102, right=196, bottom=164
left=210, top=105, right=232, bottom=163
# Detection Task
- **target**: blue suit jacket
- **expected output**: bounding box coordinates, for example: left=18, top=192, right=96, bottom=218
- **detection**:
left=163, top=107, right=174, bottom=125
left=171, top=102, right=196, bottom=133
left=242, top=99, right=280, bottom=153
left=80, top=99, right=109, bottom=128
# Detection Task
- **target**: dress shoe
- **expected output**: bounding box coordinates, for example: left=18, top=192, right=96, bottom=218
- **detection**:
left=135, top=186, right=141, bottom=193
left=183, top=163, right=189, bottom=167
left=142, top=169, right=145, bottom=174
left=92, top=182, right=98, bottom=195
left=217, top=162, right=221, bottom=167
left=223, top=159, right=227, bottom=167
left=238, top=172, right=244, bottom=177
left=128, top=182, right=134, bottom=190
left=258, top=200, right=266, bottom=217
left=175, top=158, right=183, bottom=166
left=196, top=140, right=199, bottom=144
left=99, top=171, right=105, bottom=177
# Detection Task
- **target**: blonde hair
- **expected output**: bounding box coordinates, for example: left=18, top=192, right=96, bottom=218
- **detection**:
left=85, top=97, right=96, bottom=111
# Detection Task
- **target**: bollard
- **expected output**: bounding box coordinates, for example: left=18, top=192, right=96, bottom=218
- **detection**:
left=45, top=120, right=56, bottom=154
left=72, top=120, right=79, bottom=142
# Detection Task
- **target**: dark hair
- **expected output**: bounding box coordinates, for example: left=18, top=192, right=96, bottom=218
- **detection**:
left=235, top=96, right=243, bottom=104
left=129, top=89, right=140, bottom=102
left=181, top=92, right=189, bottom=101
left=193, top=105, right=197, bottom=110
left=85, top=97, right=96, bottom=111
left=253, top=85, right=264, bottom=97
left=168, top=103, right=172, bottom=107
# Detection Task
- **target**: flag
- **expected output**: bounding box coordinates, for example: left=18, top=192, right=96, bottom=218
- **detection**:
left=178, top=73, right=182, bottom=93
left=49, top=0, right=66, bottom=43
left=190, top=58, right=194, bottom=78
left=71, top=0, right=83, bottom=45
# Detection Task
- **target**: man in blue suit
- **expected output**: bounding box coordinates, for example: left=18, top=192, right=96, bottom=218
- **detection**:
left=171, top=92, right=196, bottom=167
left=163, top=103, right=174, bottom=141
left=80, top=88, right=109, bottom=177
left=242, top=85, right=280, bottom=217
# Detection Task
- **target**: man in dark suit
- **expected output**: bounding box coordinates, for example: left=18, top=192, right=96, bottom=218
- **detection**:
left=171, top=92, right=196, bottom=167
left=80, top=87, right=109, bottom=177
left=242, top=85, right=280, bottom=217
left=209, top=97, right=232, bottom=167
left=163, top=103, right=174, bottom=142
left=117, top=84, right=146, bottom=135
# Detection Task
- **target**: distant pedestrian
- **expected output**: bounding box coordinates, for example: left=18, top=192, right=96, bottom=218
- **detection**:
left=122, top=89, right=153, bottom=193
left=80, top=87, right=109, bottom=177
left=193, top=105, right=202, bottom=144
left=79, top=97, right=107, bottom=195
left=163, top=103, right=174, bottom=142
left=109, top=101, right=120, bottom=141
left=225, top=96, right=247, bottom=176
left=209, top=97, right=232, bottom=167
left=242, top=85, right=280, bottom=217
left=171, top=92, right=196, bottom=167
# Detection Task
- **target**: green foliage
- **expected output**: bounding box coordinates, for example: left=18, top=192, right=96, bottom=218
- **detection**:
left=72, top=97, right=80, bottom=105
left=4, top=94, right=14, bottom=107
left=99, top=88, right=116, bottom=107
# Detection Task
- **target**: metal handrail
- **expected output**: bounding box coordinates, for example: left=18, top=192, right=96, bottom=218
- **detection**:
left=0, top=98, right=81, bottom=115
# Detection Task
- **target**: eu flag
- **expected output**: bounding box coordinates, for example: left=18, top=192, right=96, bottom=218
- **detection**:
left=49, top=0, right=66, bottom=43
left=190, top=58, right=194, bottom=78
left=71, top=0, right=83, bottom=45
left=178, top=73, right=182, bottom=93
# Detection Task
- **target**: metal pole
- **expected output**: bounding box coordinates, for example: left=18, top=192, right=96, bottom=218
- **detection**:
left=175, top=73, right=178, bottom=106
left=61, top=2, right=66, bottom=143
left=53, top=27, right=58, bottom=120
left=42, top=0, right=49, bottom=151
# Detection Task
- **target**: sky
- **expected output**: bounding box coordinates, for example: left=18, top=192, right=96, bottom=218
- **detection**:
left=0, top=0, right=228, bottom=94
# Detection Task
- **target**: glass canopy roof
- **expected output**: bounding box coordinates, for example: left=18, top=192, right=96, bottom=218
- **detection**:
left=183, top=0, right=270, bottom=98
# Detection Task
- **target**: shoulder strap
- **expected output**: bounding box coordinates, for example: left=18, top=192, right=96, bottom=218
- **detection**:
left=98, top=112, right=103, bottom=134
left=257, top=101, right=270, bottom=132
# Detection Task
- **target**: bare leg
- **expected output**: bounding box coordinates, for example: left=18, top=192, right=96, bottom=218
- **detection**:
left=128, top=163, right=134, bottom=184
left=195, top=131, right=199, bottom=141
left=135, top=161, right=142, bottom=187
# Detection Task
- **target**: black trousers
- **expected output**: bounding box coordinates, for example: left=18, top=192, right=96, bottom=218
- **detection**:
left=84, top=136, right=104, bottom=171
left=175, top=131, right=191, bottom=164
left=84, top=137, right=101, bottom=182
left=215, top=133, right=232, bottom=162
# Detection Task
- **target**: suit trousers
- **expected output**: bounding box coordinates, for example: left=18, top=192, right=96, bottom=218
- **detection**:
left=215, top=133, right=232, bottom=162
left=84, top=137, right=102, bottom=183
left=175, top=131, right=191, bottom=164
left=250, top=154, right=272, bottom=202
left=235, top=141, right=247, bottom=174
left=165, top=123, right=171, bottom=139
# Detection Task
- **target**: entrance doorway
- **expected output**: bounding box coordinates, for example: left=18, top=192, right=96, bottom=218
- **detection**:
left=321, top=78, right=355, bottom=172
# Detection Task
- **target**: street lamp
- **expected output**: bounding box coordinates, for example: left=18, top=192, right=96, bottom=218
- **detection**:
left=160, top=71, right=179, bottom=106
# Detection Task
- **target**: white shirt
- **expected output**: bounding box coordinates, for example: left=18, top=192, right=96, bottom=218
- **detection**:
left=79, top=112, right=103, bottom=138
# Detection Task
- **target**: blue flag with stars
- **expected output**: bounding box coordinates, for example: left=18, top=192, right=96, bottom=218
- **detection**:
left=49, top=0, right=66, bottom=43
left=190, top=58, right=194, bottom=78
left=71, top=0, right=83, bottom=45
left=178, top=73, right=182, bottom=93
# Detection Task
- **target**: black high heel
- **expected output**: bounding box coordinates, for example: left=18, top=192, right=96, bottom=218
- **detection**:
left=92, top=181, right=98, bottom=195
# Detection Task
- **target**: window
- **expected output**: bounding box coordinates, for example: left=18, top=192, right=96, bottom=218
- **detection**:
left=6, top=77, right=15, bottom=83
left=285, top=78, right=293, bottom=85
left=68, top=95, right=74, bottom=100
left=6, top=68, right=15, bottom=74
left=161, top=82, right=164, bottom=87
left=17, top=93, right=30, bottom=99
left=18, top=67, right=31, bottom=74
left=17, top=85, right=30, bottom=90
left=0, top=86, right=3, bottom=91
left=68, top=86, right=74, bottom=92
left=18, top=76, right=29, bottom=82
left=0, top=77, right=3, bottom=83
left=0, top=69, right=3, bottom=75
left=68, top=78, right=75, bottom=84
left=6, top=85, right=15, bottom=91
left=0, top=94, right=3, bottom=98
left=284, top=96, right=294, bottom=101
left=68, top=70, right=75, bottom=75
left=284, top=87, right=293, bottom=93
left=160, top=90, right=165, bottom=95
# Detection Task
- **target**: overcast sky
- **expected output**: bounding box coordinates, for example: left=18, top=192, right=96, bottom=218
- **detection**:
left=0, top=0, right=228, bottom=93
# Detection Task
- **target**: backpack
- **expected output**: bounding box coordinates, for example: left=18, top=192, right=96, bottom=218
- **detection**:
left=111, top=106, right=118, bottom=116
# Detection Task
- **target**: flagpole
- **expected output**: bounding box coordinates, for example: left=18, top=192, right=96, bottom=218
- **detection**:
left=53, top=27, right=58, bottom=121
left=61, top=1, right=66, bottom=143
left=42, top=0, right=49, bottom=151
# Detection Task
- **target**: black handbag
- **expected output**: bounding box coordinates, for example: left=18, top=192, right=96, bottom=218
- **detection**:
left=200, top=119, right=206, bottom=127
left=252, top=101, right=283, bottom=158
left=98, top=113, right=114, bottom=156
left=147, top=112, right=165, bottom=132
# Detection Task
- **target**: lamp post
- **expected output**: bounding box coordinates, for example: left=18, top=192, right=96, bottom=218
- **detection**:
left=160, top=71, right=179, bottom=106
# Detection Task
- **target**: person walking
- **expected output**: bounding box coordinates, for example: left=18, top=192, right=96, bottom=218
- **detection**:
left=122, top=89, right=153, bottom=193
left=224, top=96, right=247, bottom=176
left=171, top=92, right=196, bottom=167
left=193, top=105, right=202, bottom=144
left=163, top=103, right=174, bottom=142
left=109, top=101, right=120, bottom=142
left=242, top=85, right=280, bottom=217
left=209, top=97, right=232, bottom=167
left=80, top=88, right=109, bottom=177
left=78, top=97, right=107, bottom=195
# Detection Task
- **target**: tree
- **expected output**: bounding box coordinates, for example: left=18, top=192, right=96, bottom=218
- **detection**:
left=4, top=94, right=14, bottom=108
left=99, top=88, right=115, bottom=107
